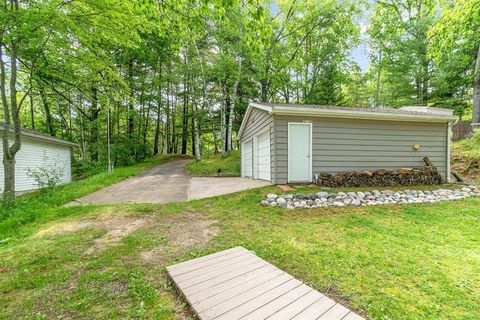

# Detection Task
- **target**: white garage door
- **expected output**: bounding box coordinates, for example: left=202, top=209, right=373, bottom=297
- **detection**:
left=257, top=130, right=271, bottom=181
left=242, top=140, right=253, bottom=178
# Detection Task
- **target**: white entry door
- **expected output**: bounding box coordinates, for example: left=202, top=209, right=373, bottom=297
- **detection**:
left=257, top=130, right=271, bottom=181
left=288, top=123, right=312, bottom=182
left=242, top=140, right=253, bottom=178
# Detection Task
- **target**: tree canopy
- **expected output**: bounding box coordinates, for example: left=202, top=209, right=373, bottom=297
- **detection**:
left=1, top=0, right=479, bottom=200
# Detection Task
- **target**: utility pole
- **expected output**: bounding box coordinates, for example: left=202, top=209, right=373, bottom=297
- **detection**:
left=107, top=98, right=112, bottom=174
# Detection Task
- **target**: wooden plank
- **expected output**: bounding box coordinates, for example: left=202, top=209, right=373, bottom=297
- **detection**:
left=197, top=275, right=296, bottom=320
left=177, top=259, right=262, bottom=289
left=167, top=247, right=249, bottom=277
left=182, top=260, right=269, bottom=296
left=266, top=290, right=325, bottom=320
left=166, top=247, right=365, bottom=320
left=173, top=251, right=257, bottom=283
left=317, top=303, right=350, bottom=320
left=240, top=284, right=312, bottom=320
left=212, top=279, right=303, bottom=320
left=343, top=311, right=365, bottom=320
left=187, top=264, right=279, bottom=304
left=176, top=255, right=260, bottom=288
left=195, top=268, right=285, bottom=312
left=290, top=296, right=336, bottom=319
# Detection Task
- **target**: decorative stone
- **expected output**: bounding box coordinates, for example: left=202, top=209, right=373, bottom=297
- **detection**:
left=261, top=186, right=478, bottom=209
left=260, top=200, right=269, bottom=206
left=351, top=199, right=361, bottom=206
left=316, top=192, right=329, bottom=198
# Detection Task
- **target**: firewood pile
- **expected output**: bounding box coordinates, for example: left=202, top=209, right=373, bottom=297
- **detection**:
left=316, top=166, right=444, bottom=187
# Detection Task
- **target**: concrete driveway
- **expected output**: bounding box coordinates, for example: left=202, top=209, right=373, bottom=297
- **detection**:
left=70, top=160, right=270, bottom=205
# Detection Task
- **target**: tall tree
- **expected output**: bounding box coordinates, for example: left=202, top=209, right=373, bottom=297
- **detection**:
left=429, top=0, right=480, bottom=122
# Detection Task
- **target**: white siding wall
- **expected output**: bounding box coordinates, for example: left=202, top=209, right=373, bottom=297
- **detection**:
left=0, top=137, right=72, bottom=192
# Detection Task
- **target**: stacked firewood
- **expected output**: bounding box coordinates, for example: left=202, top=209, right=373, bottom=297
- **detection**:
left=316, top=166, right=444, bottom=187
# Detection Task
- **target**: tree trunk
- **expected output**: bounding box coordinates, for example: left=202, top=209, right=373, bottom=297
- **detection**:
left=2, top=156, right=15, bottom=200
left=213, top=125, right=219, bottom=154
left=30, top=95, right=35, bottom=130
left=40, top=88, right=56, bottom=136
left=89, top=87, right=100, bottom=162
left=154, top=104, right=161, bottom=155
left=193, top=107, right=200, bottom=161
left=1, top=2, right=22, bottom=204
left=181, top=91, right=188, bottom=154
left=473, top=45, right=480, bottom=124
left=127, top=59, right=135, bottom=138
left=165, top=78, right=171, bottom=154
left=220, top=82, right=227, bottom=155
left=154, top=72, right=162, bottom=155
left=79, top=113, right=86, bottom=160
left=227, top=59, right=241, bottom=152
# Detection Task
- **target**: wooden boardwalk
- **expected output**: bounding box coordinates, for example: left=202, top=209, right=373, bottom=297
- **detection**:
left=166, top=247, right=364, bottom=320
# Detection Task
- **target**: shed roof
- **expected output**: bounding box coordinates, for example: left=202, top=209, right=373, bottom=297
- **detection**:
left=0, top=121, right=78, bottom=147
left=238, top=102, right=458, bottom=140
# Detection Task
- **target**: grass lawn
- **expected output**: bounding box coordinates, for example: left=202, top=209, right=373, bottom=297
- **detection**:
left=186, top=150, right=240, bottom=176
left=1, top=168, right=479, bottom=319
left=0, top=154, right=189, bottom=241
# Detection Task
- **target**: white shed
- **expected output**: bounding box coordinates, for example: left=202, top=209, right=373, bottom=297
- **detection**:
left=0, top=123, right=77, bottom=193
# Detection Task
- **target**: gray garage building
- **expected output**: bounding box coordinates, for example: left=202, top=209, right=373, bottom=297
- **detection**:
left=237, top=102, right=458, bottom=184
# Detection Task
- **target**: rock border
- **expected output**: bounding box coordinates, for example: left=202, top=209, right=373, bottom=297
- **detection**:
left=261, top=186, right=480, bottom=209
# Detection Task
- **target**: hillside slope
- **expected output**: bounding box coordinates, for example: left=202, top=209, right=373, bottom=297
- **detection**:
left=451, top=132, right=480, bottom=184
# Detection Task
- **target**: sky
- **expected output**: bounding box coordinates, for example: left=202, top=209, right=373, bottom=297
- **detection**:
left=270, top=1, right=371, bottom=71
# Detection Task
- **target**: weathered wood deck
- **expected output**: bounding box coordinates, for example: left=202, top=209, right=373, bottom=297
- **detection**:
left=166, top=246, right=364, bottom=320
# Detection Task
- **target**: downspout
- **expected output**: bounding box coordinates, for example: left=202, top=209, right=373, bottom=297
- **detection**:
left=447, top=118, right=459, bottom=183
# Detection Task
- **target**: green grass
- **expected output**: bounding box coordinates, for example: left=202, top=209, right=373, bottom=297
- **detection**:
left=186, top=150, right=240, bottom=176
left=0, top=170, right=479, bottom=319
left=0, top=154, right=189, bottom=242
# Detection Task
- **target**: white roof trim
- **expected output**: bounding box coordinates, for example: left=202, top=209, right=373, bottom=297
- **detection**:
left=249, top=102, right=273, bottom=113
left=0, top=122, right=78, bottom=147
left=237, top=103, right=274, bottom=140
left=271, top=106, right=458, bottom=122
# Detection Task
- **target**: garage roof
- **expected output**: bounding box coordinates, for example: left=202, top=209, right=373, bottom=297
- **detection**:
left=238, top=102, right=458, bottom=140
left=0, top=121, right=78, bottom=147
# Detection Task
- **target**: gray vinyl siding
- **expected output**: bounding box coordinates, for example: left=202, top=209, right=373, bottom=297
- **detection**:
left=239, top=107, right=275, bottom=181
left=274, top=116, right=448, bottom=184
left=240, top=108, right=273, bottom=142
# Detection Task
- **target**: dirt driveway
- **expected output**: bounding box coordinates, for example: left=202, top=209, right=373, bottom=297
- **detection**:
left=70, top=160, right=270, bottom=205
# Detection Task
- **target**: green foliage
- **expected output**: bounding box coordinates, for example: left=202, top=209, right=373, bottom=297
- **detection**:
left=186, top=150, right=240, bottom=176
left=25, top=153, right=65, bottom=190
